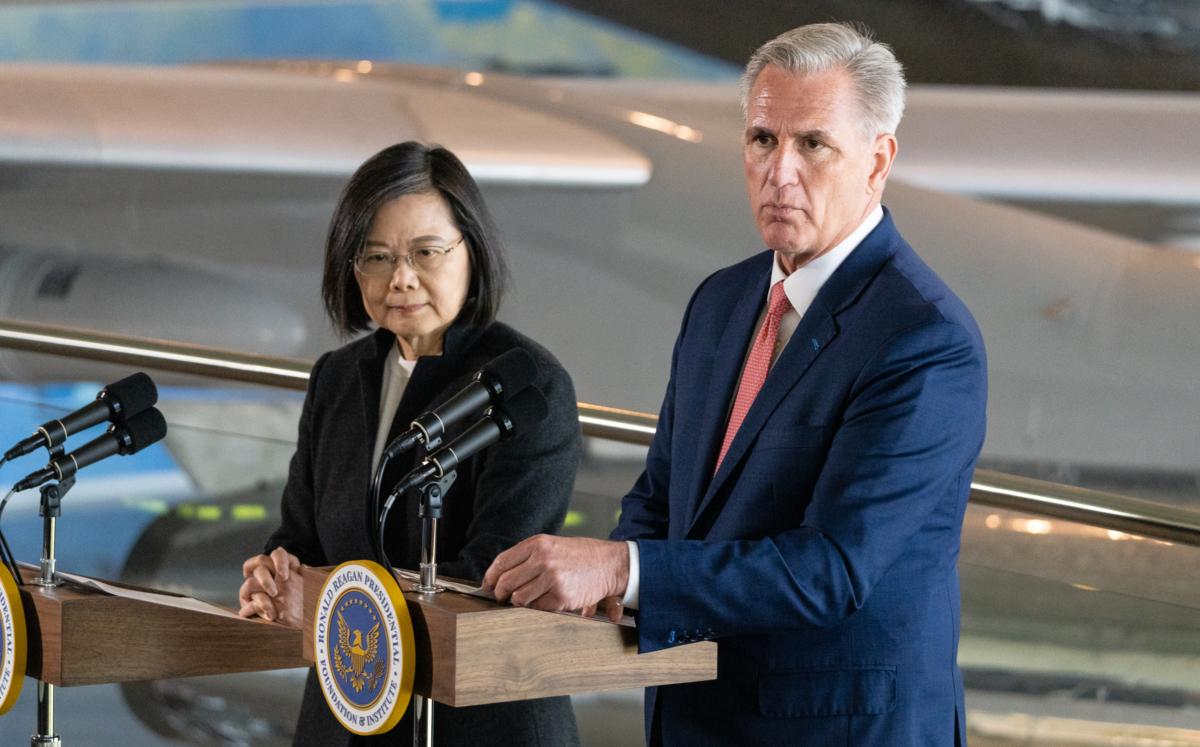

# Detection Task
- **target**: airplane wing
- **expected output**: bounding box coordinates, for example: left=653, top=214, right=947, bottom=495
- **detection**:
left=0, top=62, right=650, bottom=187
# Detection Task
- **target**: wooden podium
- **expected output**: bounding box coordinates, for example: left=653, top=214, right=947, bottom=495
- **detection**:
left=16, top=567, right=307, bottom=686
left=12, top=565, right=715, bottom=704
left=300, top=565, right=717, bottom=707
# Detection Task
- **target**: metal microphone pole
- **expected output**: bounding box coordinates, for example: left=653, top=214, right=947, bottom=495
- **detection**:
left=32, top=475, right=71, bottom=747
left=35, top=477, right=69, bottom=589
left=32, top=680, right=59, bottom=747
left=413, top=473, right=455, bottom=594
left=409, top=471, right=455, bottom=747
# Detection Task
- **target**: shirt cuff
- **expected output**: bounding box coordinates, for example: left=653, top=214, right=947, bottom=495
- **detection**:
left=620, top=540, right=640, bottom=609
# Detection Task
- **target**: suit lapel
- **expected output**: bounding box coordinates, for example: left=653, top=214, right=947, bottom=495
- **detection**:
left=357, top=329, right=392, bottom=452
left=685, top=210, right=903, bottom=536
left=357, top=330, right=392, bottom=556
left=687, top=305, right=839, bottom=536
left=684, top=263, right=769, bottom=526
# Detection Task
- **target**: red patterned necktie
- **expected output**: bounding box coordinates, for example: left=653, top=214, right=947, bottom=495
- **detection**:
left=715, top=280, right=792, bottom=473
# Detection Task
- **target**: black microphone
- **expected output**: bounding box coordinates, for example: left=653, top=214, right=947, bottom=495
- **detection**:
left=384, top=386, right=549, bottom=509
left=4, top=372, right=158, bottom=461
left=13, top=407, right=168, bottom=492
left=382, top=348, right=538, bottom=459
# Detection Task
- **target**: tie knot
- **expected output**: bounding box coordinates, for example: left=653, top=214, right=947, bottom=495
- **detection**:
left=767, top=281, right=791, bottom=322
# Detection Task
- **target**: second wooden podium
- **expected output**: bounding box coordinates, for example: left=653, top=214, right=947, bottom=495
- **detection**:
left=300, top=565, right=717, bottom=707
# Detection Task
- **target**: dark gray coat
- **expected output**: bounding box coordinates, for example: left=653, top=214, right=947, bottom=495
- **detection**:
left=267, top=322, right=582, bottom=746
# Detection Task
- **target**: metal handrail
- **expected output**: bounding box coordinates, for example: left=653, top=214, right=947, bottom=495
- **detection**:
left=3, top=316, right=1199, bottom=547
left=0, top=318, right=312, bottom=389
left=971, top=469, right=1200, bottom=546
left=0, top=317, right=653, bottom=438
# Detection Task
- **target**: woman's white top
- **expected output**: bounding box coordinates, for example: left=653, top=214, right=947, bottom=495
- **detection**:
left=370, top=345, right=418, bottom=474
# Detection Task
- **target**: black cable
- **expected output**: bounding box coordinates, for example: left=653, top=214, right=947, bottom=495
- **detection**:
left=377, top=499, right=393, bottom=572
left=0, top=485, right=24, bottom=584
left=0, top=458, right=19, bottom=582
left=0, top=529, right=18, bottom=584
left=370, top=453, right=391, bottom=568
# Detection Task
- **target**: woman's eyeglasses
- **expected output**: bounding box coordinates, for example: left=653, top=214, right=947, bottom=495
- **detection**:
left=353, top=236, right=464, bottom=276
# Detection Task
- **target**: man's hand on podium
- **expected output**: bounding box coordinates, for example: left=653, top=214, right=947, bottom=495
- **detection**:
left=483, top=535, right=628, bottom=622
left=238, top=546, right=303, bottom=627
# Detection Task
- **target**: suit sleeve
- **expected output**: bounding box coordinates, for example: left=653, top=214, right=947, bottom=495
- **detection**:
left=633, top=319, right=987, bottom=652
left=264, top=351, right=331, bottom=566
left=437, top=355, right=582, bottom=582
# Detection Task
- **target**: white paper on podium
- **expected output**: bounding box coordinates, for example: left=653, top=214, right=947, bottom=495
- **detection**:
left=56, top=570, right=243, bottom=619
left=394, top=568, right=485, bottom=597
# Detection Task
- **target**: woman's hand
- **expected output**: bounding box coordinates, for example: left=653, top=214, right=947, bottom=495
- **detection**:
left=238, top=546, right=303, bottom=627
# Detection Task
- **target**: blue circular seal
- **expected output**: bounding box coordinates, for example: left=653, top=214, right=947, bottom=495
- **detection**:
left=314, top=560, right=414, bottom=735
left=327, top=588, right=389, bottom=709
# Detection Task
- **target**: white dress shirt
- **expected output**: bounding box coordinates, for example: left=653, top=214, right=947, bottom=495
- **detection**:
left=621, top=205, right=884, bottom=609
left=370, top=345, right=418, bottom=475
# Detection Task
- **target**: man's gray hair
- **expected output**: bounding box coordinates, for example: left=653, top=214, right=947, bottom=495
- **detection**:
left=739, top=22, right=906, bottom=137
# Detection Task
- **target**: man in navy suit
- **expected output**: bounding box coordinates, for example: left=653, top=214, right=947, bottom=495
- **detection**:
left=485, top=22, right=986, bottom=745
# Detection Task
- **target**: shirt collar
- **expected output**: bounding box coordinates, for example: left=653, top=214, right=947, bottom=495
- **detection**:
left=770, top=204, right=884, bottom=314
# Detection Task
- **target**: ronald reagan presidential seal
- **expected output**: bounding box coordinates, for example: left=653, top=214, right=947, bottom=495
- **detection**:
left=0, top=563, right=26, bottom=715
left=314, top=560, right=414, bottom=735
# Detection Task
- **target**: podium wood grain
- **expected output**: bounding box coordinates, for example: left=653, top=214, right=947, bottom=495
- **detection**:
left=18, top=570, right=307, bottom=686
left=301, top=566, right=717, bottom=707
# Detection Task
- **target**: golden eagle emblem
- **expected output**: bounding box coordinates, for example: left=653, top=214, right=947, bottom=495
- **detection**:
left=334, top=608, right=383, bottom=694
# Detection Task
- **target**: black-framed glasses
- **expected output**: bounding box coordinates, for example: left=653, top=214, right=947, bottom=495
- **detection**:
left=353, top=236, right=465, bottom=277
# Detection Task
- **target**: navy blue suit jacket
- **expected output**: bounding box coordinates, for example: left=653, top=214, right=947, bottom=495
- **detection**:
left=612, top=210, right=987, bottom=745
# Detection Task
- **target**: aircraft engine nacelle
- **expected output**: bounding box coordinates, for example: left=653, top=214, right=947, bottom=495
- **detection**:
left=0, top=245, right=307, bottom=380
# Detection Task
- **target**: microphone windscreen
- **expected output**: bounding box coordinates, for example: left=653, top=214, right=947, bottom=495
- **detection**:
left=481, top=348, right=538, bottom=400
left=105, top=372, right=158, bottom=417
left=497, top=386, right=549, bottom=435
left=122, top=407, right=168, bottom=454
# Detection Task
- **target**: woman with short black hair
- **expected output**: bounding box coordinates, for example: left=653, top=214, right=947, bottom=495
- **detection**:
left=238, top=141, right=582, bottom=746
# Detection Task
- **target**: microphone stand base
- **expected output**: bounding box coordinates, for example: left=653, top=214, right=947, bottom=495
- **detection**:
left=34, top=558, right=60, bottom=588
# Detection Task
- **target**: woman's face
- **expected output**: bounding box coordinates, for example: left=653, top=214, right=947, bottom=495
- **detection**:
left=355, top=192, right=472, bottom=359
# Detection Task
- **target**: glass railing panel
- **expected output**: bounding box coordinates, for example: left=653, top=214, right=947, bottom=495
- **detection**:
left=0, top=361, right=303, bottom=745
left=959, top=501, right=1200, bottom=743
left=0, top=383, right=299, bottom=582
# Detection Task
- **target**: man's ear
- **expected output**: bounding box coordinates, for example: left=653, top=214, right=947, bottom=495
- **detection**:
left=867, top=133, right=898, bottom=193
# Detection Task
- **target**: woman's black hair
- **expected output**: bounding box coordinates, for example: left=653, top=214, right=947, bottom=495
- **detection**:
left=322, top=141, right=509, bottom=335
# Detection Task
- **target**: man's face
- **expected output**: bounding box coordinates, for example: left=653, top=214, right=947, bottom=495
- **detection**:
left=743, top=65, right=895, bottom=272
